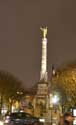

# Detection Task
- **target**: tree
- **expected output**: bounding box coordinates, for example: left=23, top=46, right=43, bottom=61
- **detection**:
left=51, top=63, right=76, bottom=111
left=0, top=70, right=25, bottom=113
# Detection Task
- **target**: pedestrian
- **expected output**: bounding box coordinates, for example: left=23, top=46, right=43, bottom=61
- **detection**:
left=59, top=112, right=73, bottom=125
left=63, top=112, right=73, bottom=125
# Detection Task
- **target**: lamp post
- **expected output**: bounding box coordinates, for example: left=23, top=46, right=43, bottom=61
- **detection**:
left=49, top=93, right=60, bottom=125
left=16, top=91, right=23, bottom=109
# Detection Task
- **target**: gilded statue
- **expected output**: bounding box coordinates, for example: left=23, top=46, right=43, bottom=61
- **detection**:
left=40, top=27, right=47, bottom=38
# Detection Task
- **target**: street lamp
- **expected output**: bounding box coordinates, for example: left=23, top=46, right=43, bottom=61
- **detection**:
left=52, top=95, right=59, bottom=105
left=49, top=93, right=60, bottom=125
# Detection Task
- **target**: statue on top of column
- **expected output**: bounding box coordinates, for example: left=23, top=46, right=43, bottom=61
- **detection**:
left=40, top=27, right=47, bottom=38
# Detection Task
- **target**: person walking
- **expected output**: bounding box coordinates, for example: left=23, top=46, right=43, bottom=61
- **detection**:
left=59, top=112, right=73, bottom=125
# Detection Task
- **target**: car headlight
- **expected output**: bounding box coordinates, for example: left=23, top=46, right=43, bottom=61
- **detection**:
left=4, top=116, right=10, bottom=123
left=0, top=121, right=4, bottom=125
left=4, top=119, right=10, bottom=123
left=39, top=118, right=45, bottom=123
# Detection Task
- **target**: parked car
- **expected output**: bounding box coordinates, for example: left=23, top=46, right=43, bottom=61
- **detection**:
left=4, top=111, right=40, bottom=125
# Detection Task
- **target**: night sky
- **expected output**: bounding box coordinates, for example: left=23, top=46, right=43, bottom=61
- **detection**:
left=0, top=0, right=76, bottom=88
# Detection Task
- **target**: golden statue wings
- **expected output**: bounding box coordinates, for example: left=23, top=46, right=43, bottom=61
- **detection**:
left=40, top=27, right=47, bottom=38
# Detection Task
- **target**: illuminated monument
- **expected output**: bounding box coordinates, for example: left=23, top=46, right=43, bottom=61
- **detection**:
left=40, top=27, right=48, bottom=81
left=36, top=27, right=49, bottom=115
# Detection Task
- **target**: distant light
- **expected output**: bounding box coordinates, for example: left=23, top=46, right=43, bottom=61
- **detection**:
left=0, top=121, right=4, bottom=125
left=39, top=118, right=45, bottom=122
left=17, top=91, right=23, bottom=95
left=17, top=91, right=19, bottom=94
left=52, top=95, right=59, bottom=104
left=53, top=69, right=56, bottom=75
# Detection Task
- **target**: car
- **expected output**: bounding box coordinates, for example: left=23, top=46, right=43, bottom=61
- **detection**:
left=4, top=111, right=40, bottom=125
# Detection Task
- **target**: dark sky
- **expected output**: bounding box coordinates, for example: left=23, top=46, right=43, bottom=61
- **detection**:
left=0, top=0, right=76, bottom=88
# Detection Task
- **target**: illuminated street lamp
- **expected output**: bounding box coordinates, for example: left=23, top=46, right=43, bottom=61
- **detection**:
left=49, top=93, right=60, bottom=125
left=52, top=95, right=59, bottom=104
